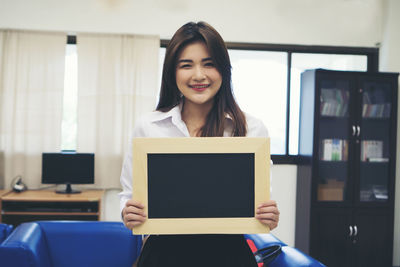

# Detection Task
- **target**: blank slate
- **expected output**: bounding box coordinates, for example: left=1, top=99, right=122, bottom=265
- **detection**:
left=132, top=137, right=270, bottom=235
left=148, top=153, right=254, bottom=218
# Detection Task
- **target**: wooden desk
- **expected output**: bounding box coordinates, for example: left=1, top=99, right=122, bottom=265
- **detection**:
left=0, top=190, right=11, bottom=222
left=0, top=190, right=104, bottom=226
left=0, top=189, right=11, bottom=196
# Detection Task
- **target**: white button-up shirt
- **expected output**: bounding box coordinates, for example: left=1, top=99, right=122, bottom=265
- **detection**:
left=118, top=104, right=270, bottom=213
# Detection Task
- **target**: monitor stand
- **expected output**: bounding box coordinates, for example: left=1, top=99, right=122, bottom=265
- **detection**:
left=56, top=183, right=81, bottom=194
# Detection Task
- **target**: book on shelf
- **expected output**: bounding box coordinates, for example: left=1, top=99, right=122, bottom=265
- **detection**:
left=361, top=140, right=384, bottom=162
left=360, top=186, right=388, bottom=201
left=368, top=157, right=389, bottom=162
left=320, top=88, right=349, bottom=117
left=372, top=185, right=388, bottom=200
left=321, top=139, right=348, bottom=161
left=360, top=189, right=373, bottom=201
left=362, top=91, right=391, bottom=118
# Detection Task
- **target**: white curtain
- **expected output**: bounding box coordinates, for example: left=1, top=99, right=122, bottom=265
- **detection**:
left=77, top=33, right=159, bottom=189
left=0, top=30, right=66, bottom=189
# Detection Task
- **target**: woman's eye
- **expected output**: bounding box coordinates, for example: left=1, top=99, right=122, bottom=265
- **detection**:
left=204, top=62, right=215, bottom=67
left=180, top=64, right=191, bottom=68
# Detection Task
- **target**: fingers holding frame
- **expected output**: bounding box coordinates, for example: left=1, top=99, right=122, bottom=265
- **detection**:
left=123, top=199, right=147, bottom=230
left=255, top=200, right=280, bottom=230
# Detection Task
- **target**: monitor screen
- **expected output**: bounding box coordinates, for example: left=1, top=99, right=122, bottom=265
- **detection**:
left=42, top=153, right=95, bottom=185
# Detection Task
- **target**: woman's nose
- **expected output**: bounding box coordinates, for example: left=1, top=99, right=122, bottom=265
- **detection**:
left=193, top=66, right=206, bottom=81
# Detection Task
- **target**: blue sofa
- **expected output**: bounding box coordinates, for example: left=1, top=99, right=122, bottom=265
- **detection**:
left=0, top=221, right=324, bottom=267
left=0, top=221, right=142, bottom=267
left=0, top=223, right=14, bottom=243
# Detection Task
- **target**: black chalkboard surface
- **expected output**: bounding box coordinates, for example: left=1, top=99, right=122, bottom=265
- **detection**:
left=147, top=153, right=254, bottom=219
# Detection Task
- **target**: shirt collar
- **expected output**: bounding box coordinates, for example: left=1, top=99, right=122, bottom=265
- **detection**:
left=149, top=103, right=183, bottom=123
left=149, top=102, right=234, bottom=123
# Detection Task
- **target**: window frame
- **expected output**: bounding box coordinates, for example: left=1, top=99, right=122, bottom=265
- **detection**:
left=161, top=40, right=379, bottom=164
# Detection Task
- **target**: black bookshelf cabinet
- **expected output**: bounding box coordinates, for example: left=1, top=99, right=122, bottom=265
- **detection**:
left=295, top=69, right=398, bottom=267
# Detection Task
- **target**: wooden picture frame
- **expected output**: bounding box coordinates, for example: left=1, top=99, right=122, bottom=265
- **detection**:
left=132, top=137, right=270, bottom=235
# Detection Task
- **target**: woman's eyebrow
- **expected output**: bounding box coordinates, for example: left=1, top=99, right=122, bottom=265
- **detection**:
left=177, top=57, right=213, bottom=63
left=177, top=59, right=193, bottom=63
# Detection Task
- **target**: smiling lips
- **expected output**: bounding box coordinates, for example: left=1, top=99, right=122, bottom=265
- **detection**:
left=190, top=84, right=210, bottom=92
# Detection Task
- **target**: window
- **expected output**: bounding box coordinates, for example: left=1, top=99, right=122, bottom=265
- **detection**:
left=229, top=50, right=288, bottom=154
left=158, top=47, right=166, bottom=102
left=61, top=43, right=78, bottom=151
left=63, top=37, right=378, bottom=163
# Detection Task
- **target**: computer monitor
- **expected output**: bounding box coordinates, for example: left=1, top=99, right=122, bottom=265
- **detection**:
left=42, top=153, right=95, bottom=194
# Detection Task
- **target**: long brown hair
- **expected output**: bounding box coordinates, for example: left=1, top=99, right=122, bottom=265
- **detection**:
left=157, top=21, right=247, bottom=137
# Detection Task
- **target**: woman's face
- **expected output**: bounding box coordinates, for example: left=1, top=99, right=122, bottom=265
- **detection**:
left=175, top=41, right=222, bottom=108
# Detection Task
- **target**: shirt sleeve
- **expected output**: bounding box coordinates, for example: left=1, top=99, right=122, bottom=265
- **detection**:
left=246, top=113, right=269, bottom=138
left=118, top=118, right=146, bottom=215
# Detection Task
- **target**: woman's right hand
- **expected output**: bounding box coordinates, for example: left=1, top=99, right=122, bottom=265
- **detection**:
left=122, top=199, right=147, bottom=230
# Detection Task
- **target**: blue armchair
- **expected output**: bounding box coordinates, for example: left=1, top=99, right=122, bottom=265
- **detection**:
left=0, top=221, right=324, bottom=267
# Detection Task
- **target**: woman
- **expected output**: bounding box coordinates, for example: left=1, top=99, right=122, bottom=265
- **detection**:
left=119, top=21, right=280, bottom=267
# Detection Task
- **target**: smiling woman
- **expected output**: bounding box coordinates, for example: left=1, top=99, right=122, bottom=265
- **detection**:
left=119, top=21, right=280, bottom=267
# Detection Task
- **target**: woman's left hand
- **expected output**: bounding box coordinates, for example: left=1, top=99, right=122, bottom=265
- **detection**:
left=255, top=200, right=280, bottom=230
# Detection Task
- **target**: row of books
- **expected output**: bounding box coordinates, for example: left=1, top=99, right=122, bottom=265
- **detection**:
left=360, top=140, right=388, bottom=162
left=320, top=139, right=348, bottom=161
left=319, top=89, right=392, bottom=118
left=362, top=90, right=391, bottom=118
left=321, top=139, right=387, bottom=162
left=320, top=88, right=349, bottom=117
left=362, top=103, right=391, bottom=118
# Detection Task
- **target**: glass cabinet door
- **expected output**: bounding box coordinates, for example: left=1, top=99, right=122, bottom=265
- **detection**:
left=358, top=80, right=392, bottom=203
left=317, top=78, right=352, bottom=202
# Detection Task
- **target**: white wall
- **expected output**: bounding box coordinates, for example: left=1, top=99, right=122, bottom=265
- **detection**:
left=270, top=165, right=297, bottom=246
left=380, top=1, right=400, bottom=265
left=0, top=0, right=383, bottom=46
left=2, top=0, right=399, bottom=264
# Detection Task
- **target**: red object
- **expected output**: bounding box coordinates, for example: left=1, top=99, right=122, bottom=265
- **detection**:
left=246, top=239, right=264, bottom=267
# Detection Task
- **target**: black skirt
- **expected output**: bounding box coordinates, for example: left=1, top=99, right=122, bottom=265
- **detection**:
left=137, top=234, right=258, bottom=267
